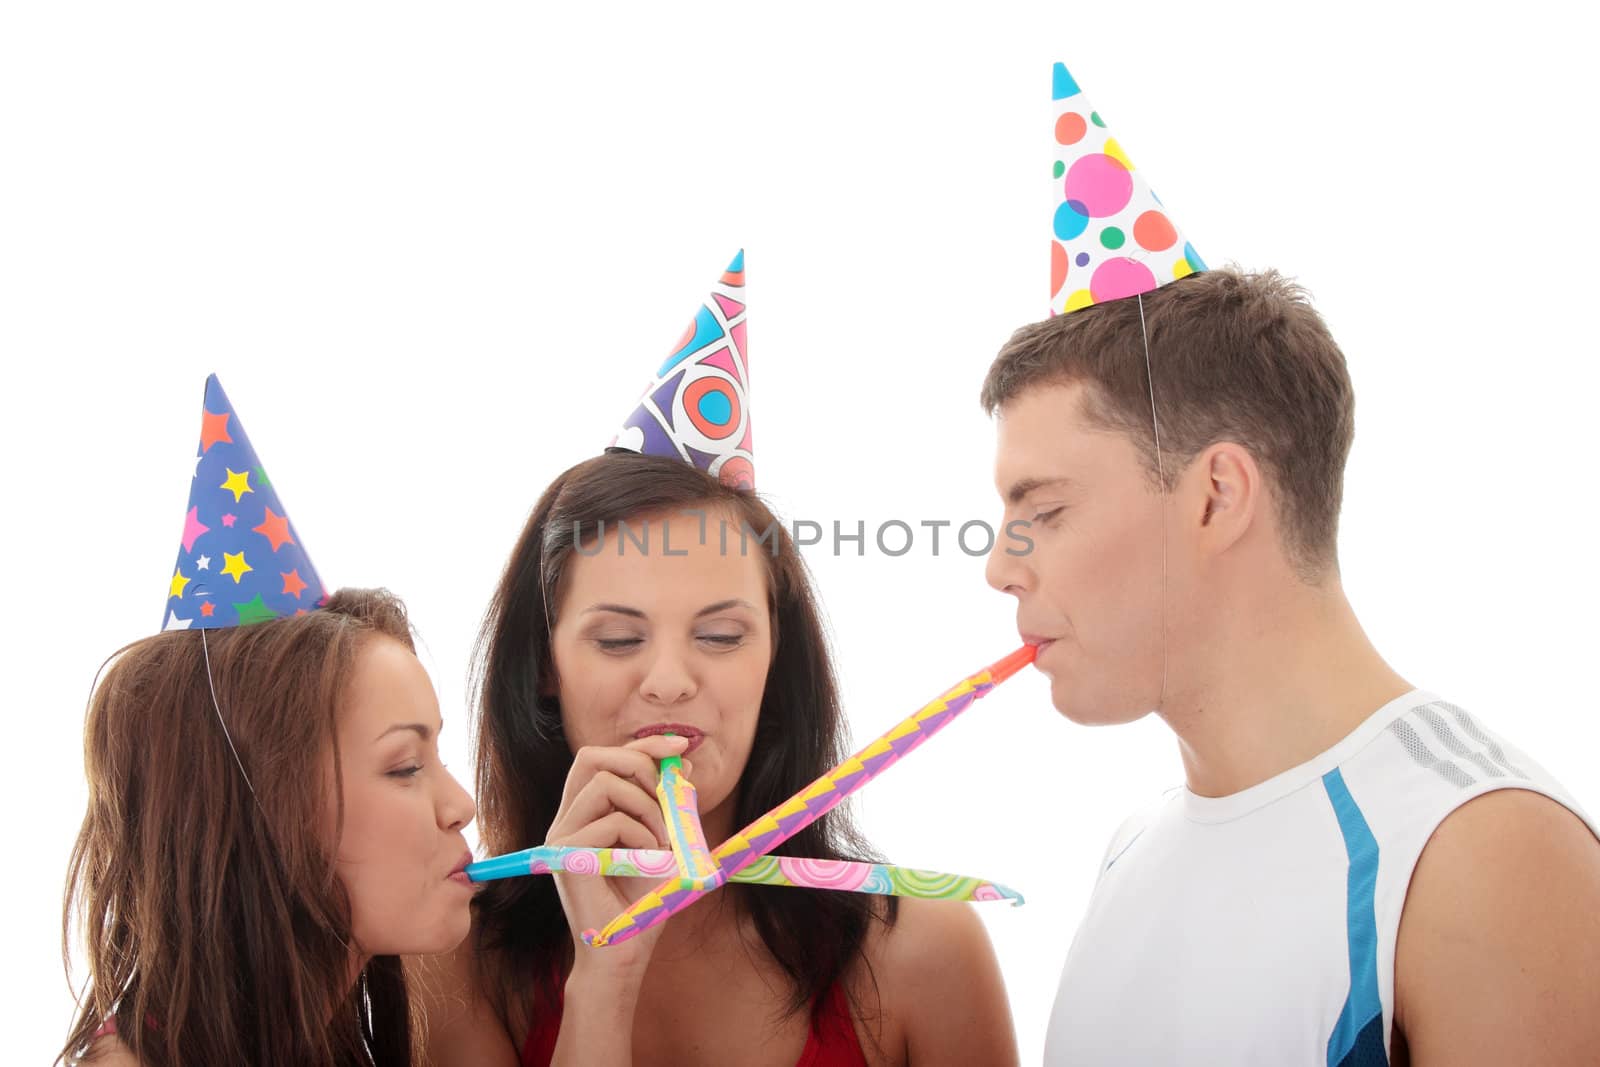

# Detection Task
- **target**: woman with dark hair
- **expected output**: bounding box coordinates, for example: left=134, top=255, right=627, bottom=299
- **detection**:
left=60, top=377, right=478, bottom=1066
left=421, top=453, right=1017, bottom=1065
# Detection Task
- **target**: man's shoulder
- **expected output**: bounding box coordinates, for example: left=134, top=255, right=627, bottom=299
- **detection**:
left=1394, top=787, right=1600, bottom=1060
left=1342, top=693, right=1565, bottom=808
left=1401, top=786, right=1600, bottom=930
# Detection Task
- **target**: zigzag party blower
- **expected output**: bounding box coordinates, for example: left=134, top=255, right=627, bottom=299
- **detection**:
left=468, top=647, right=1033, bottom=938
left=469, top=732, right=1023, bottom=902
left=580, top=645, right=1035, bottom=947
left=462, top=254, right=1037, bottom=938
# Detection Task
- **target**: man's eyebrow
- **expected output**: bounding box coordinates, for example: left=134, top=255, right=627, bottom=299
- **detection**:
left=1006, top=477, right=1074, bottom=506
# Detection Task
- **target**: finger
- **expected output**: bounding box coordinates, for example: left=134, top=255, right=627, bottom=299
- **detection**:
left=550, top=771, right=667, bottom=844
left=622, top=734, right=691, bottom=764
left=561, top=746, right=658, bottom=808
left=627, top=736, right=693, bottom=791
left=562, top=739, right=686, bottom=807
left=551, top=810, right=661, bottom=852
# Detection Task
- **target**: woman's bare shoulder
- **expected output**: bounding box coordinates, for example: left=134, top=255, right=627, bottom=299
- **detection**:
left=78, top=1034, right=141, bottom=1067
left=409, top=930, right=524, bottom=1067
left=857, top=899, right=1019, bottom=1067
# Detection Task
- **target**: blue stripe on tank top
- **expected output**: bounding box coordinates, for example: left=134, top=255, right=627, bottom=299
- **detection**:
left=1322, top=768, right=1389, bottom=1067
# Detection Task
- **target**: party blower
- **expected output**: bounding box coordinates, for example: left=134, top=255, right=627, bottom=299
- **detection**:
left=467, top=645, right=1036, bottom=946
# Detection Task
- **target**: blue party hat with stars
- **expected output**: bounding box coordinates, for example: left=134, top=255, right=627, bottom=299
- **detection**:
left=163, top=375, right=326, bottom=631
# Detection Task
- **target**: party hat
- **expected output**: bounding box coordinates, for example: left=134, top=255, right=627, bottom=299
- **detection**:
left=1050, top=63, right=1206, bottom=315
left=610, top=251, right=754, bottom=490
left=163, top=375, right=326, bottom=630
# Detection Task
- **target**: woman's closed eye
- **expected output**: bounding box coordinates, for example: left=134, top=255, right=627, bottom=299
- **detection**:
left=696, top=631, right=745, bottom=649
left=592, top=634, right=645, bottom=653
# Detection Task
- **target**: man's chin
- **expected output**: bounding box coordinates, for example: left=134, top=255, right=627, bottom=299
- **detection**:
left=1049, top=680, right=1154, bottom=727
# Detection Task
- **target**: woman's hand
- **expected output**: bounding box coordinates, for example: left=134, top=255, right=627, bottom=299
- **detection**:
left=545, top=734, right=691, bottom=988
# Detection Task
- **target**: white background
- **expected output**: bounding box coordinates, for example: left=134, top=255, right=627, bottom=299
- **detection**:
left=5, top=3, right=1597, bottom=1063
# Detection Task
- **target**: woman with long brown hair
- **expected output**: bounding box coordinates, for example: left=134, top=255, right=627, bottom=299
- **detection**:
left=60, top=378, right=478, bottom=1066
left=424, top=453, right=1016, bottom=1065
left=62, top=590, right=477, bottom=1067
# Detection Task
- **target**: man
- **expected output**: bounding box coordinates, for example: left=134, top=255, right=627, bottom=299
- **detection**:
left=981, top=66, right=1600, bottom=1066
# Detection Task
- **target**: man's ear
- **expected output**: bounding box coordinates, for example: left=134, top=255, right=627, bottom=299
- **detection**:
left=1195, top=441, right=1260, bottom=554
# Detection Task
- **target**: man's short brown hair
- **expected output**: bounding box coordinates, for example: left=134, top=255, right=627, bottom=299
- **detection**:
left=981, top=268, right=1355, bottom=579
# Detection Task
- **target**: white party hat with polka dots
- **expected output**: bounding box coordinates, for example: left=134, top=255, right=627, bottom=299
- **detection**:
left=1050, top=63, right=1207, bottom=315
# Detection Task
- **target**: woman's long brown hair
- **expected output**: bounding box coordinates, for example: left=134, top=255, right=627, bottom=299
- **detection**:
left=60, top=588, right=420, bottom=1066
left=471, top=452, right=892, bottom=1026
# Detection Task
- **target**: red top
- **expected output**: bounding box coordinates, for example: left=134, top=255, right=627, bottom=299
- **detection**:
left=521, top=978, right=867, bottom=1066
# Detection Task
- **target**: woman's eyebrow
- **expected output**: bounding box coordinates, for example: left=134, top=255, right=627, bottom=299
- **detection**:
left=695, top=599, right=755, bottom=618
left=582, top=603, right=645, bottom=618
left=373, top=722, right=434, bottom=742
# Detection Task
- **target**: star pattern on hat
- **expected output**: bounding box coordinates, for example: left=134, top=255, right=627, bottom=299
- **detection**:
left=163, top=375, right=327, bottom=629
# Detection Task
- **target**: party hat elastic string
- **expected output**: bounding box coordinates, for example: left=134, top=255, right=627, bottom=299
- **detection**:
left=199, top=627, right=260, bottom=803
left=1137, top=293, right=1169, bottom=711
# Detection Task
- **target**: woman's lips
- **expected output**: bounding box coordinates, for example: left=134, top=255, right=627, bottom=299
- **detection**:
left=633, top=723, right=706, bottom=753
left=447, top=850, right=474, bottom=887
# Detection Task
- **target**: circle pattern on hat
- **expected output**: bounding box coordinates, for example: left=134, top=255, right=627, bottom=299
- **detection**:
left=612, top=252, right=755, bottom=489
left=1049, top=63, right=1203, bottom=316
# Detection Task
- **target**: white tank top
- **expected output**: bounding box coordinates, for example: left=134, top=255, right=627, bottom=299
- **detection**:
left=1044, top=690, right=1598, bottom=1066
